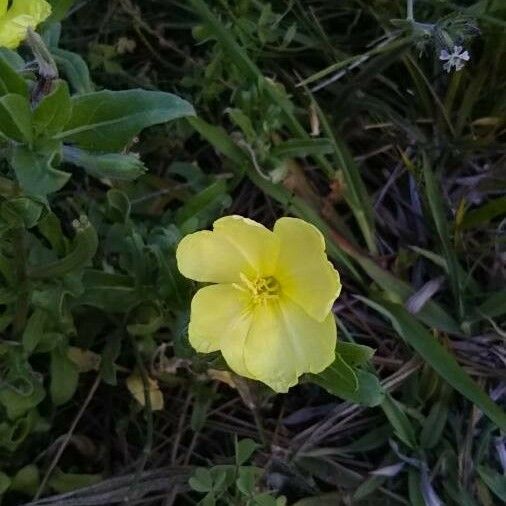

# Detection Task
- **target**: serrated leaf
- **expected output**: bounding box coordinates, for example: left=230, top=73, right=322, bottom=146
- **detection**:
left=58, top=89, right=195, bottom=151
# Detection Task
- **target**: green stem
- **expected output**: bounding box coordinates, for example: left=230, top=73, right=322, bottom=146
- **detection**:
left=407, top=0, right=415, bottom=21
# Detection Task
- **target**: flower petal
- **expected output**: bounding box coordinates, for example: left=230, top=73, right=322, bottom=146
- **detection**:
left=0, top=15, right=35, bottom=48
left=439, top=49, right=450, bottom=61
left=213, top=215, right=279, bottom=277
left=0, top=0, right=51, bottom=49
left=243, top=297, right=337, bottom=392
left=273, top=217, right=341, bottom=322
left=177, top=215, right=279, bottom=283
left=189, top=284, right=251, bottom=354
left=9, top=0, right=52, bottom=23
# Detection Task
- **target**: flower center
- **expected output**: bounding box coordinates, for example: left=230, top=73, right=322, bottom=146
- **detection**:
left=237, top=273, right=280, bottom=305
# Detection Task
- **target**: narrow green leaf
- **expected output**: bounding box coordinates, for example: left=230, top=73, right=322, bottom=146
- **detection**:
left=270, top=138, right=334, bottom=158
left=461, top=196, right=506, bottom=229
left=381, top=395, right=417, bottom=448
left=360, top=298, right=506, bottom=430
left=356, top=255, right=461, bottom=333
left=422, top=154, right=464, bottom=317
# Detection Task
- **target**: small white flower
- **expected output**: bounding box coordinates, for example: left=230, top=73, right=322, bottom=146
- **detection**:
left=439, top=45, right=470, bottom=73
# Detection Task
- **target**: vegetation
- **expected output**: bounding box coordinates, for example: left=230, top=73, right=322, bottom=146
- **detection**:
left=0, top=0, right=505, bottom=505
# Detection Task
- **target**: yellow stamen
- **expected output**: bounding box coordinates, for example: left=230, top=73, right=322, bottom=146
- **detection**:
left=239, top=273, right=280, bottom=305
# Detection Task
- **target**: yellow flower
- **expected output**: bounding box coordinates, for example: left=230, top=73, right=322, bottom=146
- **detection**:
left=177, top=216, right=341, bottom=392
left=0, top=0, right=52, bottom=49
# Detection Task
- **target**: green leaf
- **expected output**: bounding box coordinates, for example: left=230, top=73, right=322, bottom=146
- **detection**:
left=293, top=494, right=343, bottom=506
left=422, top=154, right=464, bottom=317
left=0, top=362, right=45, bottom=420
left=58, top=89, right=195, bottom=151
left=48, top=0, right=75, bottom=22
left=235, top=438, right=260, bottom=466
left=50, top=346, right=79, bottom=406
left=79, top=270, right=139, bottom=313
left=28, top=216, right=98, bottom=279
left=336, top=342, right=375, bottom=367
left=270, top=138, right=334, bottom=158
left=189, top=468, right=214, bottom=493
left=355, top=255, right=461, bottom=334
left=63, top=146, right=146, bottom=181
left=107, top=189, right=131, bottom=223
left=52, top=47, right=94, bottom=94
left=176, top=180, right=231, bottom=232
left=0, top=197, right=43, bottom=229
left=311, top=353, right=358, bottom=392
left=48, top=470, right=102, bottom=494
left=420, top=391, right=450, bottom=449
left=23, top=309, right=48, bottom=353
left=0, top=55, right=28, bottom=97
left=0, top=410, right=39, bottom=452
left=33, top=80, right=72, bottom=137
left=10, top=465, right=40, bottom=496
left=236, top=467, right=261, bottom=496
left=381, top=395, right=417, bottom=448
left=99, top=332, right=123, bottom=386
left=310, top=357, right=384, bottom=407
left=476, top=290, right=506, bottom=320
left=360, top=298, right=506, bottom=430
left=0, top=472, right=11, bottom=495
left=11, top=144, right=70, bottom=197
left=477, top=465, right=506, bottom=501
left=0, top=94, right=33, bottom=143
left=461, top=196, right=506, bottom=229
